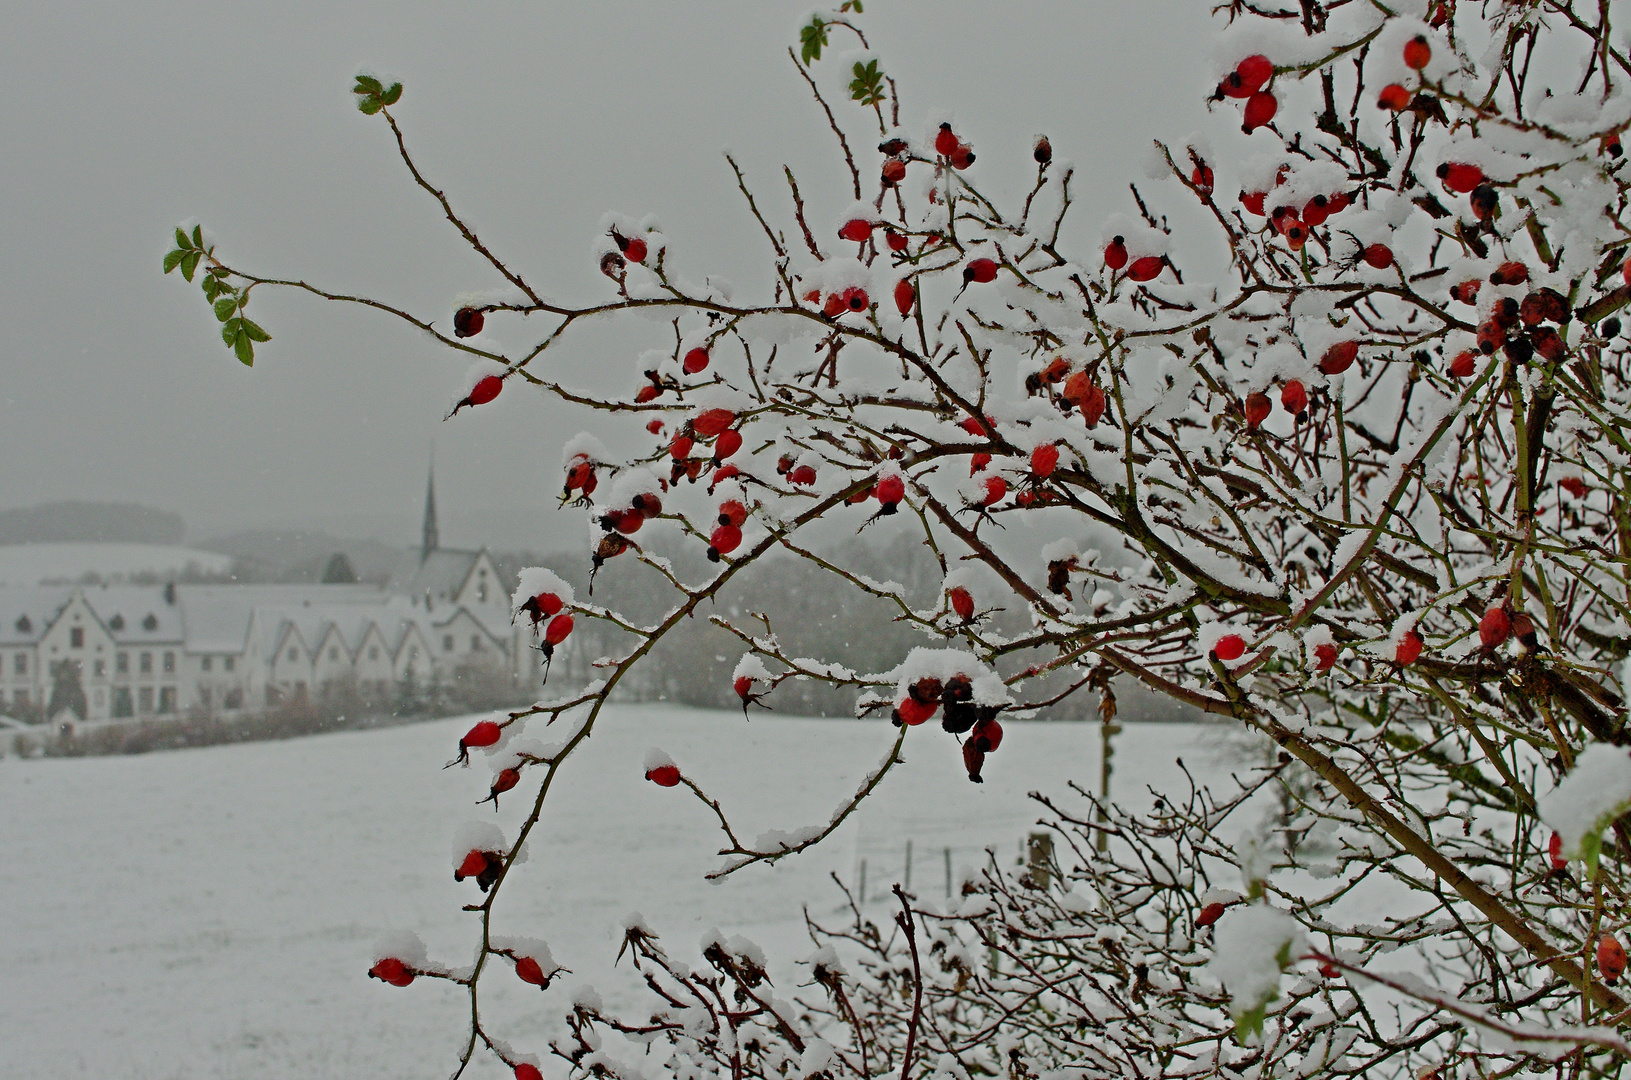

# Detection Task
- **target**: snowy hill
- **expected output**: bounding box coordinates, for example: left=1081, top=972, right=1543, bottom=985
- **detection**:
left=0, top=542, right=232, bottom=585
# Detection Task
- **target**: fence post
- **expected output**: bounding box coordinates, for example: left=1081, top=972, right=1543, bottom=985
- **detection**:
left=904, top=839, right=913, bottom=891
left=1097, top=714, right=1122, bottom=853
left=858, top=859, right=867, bottom=908
left=943, top=846, right=952, bottom=898
left=1026, top=832, right=1053, bottom=890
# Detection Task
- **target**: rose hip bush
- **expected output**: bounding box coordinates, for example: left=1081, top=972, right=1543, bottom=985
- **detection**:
left=168, top=1, right=1631, bottom=1076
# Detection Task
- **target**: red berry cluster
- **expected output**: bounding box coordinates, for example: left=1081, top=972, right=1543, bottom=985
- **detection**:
left=891, top=673, right=1006, bottom=783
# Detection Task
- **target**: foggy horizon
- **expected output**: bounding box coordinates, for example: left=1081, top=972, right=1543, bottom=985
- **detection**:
left=3, top=2, right=1213, bottom=553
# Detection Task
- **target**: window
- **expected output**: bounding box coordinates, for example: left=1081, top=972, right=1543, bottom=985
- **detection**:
left=70, top=627, right=84, bottom=648
left=443, top=635, right=455, bottom=653
left=223, top=656, right=235, bottom=672
left=368, top=646, right=379, bottom=661
left=111, top=687, right=131, bottom=718
left=200, top=656, right=212, bottom=672
left=224, top=688, right=243, bottom=710
left=93, top=659, right=105, bottom=678
left=137, top=686, right=154, bottom=713
left=472, top=635, right=483, bottom=651
left=163, top=652, right=175, bottom=674
left=287, top=647, right=298, bottom=662
left=329, top=647, right=339, bottom=662
left=139, top=652, right=152, bottom=675
left=477, top=583, right=488, bottom=602
left=14, top=689, right=28, bottom=708
left=115, top=652, right=128, bottom=675
left=158, top=687, right=176, bottom=713
left=13, top=653, right=24, bottom=676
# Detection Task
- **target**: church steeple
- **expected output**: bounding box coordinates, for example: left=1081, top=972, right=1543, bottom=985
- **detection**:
left=422, top=451, right=439, bottom=561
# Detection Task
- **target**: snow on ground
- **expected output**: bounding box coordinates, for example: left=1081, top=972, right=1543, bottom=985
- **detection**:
left=0, top=705, right=1249, bottom=1079
left=0, top=541, right=232, bottom=584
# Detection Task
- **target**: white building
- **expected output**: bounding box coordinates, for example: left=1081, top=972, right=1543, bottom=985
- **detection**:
left=0, top=469, right=541, bottom=724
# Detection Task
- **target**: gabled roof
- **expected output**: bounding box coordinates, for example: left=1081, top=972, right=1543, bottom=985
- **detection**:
left=181, top=584, right=386, bottom=654
left=0, top=587, right=71, bottom=646
left=79, top=586, right=184, bottom=644
left=386, top=548, right=483, bottom=605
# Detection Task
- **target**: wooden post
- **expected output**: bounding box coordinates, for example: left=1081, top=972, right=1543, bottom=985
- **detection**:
left=858, top=859, right=867, bottom=907
left=904, top=839, right=913, bottom=891
left=943, top=846, right=952, bottom=898
left=1026, top=832, right=1053, bottom=890
left=1097, top=715, right=1122, bottom=853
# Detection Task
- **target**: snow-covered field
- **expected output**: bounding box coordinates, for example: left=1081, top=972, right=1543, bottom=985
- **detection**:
left=0, top=541, right=232, bottom=585
left=0, top=706, right=1246, bottom=1079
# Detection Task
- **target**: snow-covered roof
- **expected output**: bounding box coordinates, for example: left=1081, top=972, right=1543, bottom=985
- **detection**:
left=79, top=585, right=184, bottom=644
left=0, top=587, right=71, bottom=646
left=0, top=577, right=507, bottom=660
left=387, top=548, right=481, bottom=605
left=179, top=584, right=392, bottom=655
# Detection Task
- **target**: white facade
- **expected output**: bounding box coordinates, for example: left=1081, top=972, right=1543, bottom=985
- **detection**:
left=0, top=548, right=536, bottom=724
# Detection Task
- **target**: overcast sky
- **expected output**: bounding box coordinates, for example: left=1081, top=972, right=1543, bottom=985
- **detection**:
left=1, top=3, right=1214, bottom=552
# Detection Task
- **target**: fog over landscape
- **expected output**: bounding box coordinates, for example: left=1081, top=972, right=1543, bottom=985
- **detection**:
left=0, top=6, right=1431, bottom=1079
left=1, top=2, right=1210, bottom=552
left=13, top=2, right=1631, bottom=1078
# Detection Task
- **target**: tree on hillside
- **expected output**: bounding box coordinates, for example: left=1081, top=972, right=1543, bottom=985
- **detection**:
left=321, top=551, right=358, bottom=584
left=168, top=2, right=1631, bottom=1076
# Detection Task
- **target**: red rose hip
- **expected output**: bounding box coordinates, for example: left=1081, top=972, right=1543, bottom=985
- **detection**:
left=1213, top=633, right=1246, bottom=661
left=1280, top=380, right=1307, bottom=415
left=1395, top=629, right=1423, bottom=666
left=963, top=258, right=998, bottom=285
left=370, top=958, right=415, bottom=987
left=646, top=763, right=681, bottom=787
left=1403, top=35, right=1431, bottom=70
left=1242, top=91, right=1278, bottom=132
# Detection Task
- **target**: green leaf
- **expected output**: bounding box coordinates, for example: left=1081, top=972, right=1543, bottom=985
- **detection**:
left=849, top=59, right=885, bottom=106
left=175, top=227, right=192, bottom=251
left=354, top=74, right=383, bottom=94
left=221, top=318, right=241, bottom=346
left=357, top=96, right=382, bottom=115
left=163, top=249, right=185, bottom=274
left=241, top=318, right=271, bottom=343
left=201, top=277, right=220, bottom=300
left=180, top=250, right=200, bottom=282
left=208, top=265, right=230, bottom=278
left=1234, top=1004, right=1267, bottom=1044
left=214, top=296, right=238, bottom=322
left=799, top=18, right=828, bottom=65
left=191, top=224, right=203, bottom=249
left=234, top=329, right=254, bottom=366
left=381, top=82, right=402, bottom=106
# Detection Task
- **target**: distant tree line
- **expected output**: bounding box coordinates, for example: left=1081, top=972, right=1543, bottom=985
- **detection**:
left=493, top=533, right=1189, bottom=723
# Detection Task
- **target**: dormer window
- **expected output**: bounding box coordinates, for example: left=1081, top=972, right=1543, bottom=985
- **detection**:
left=142, top=613, right=158, bottom=631
left=15, top=615, right=30, bottom=634
left=109, top=614, right=125, bottom=631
